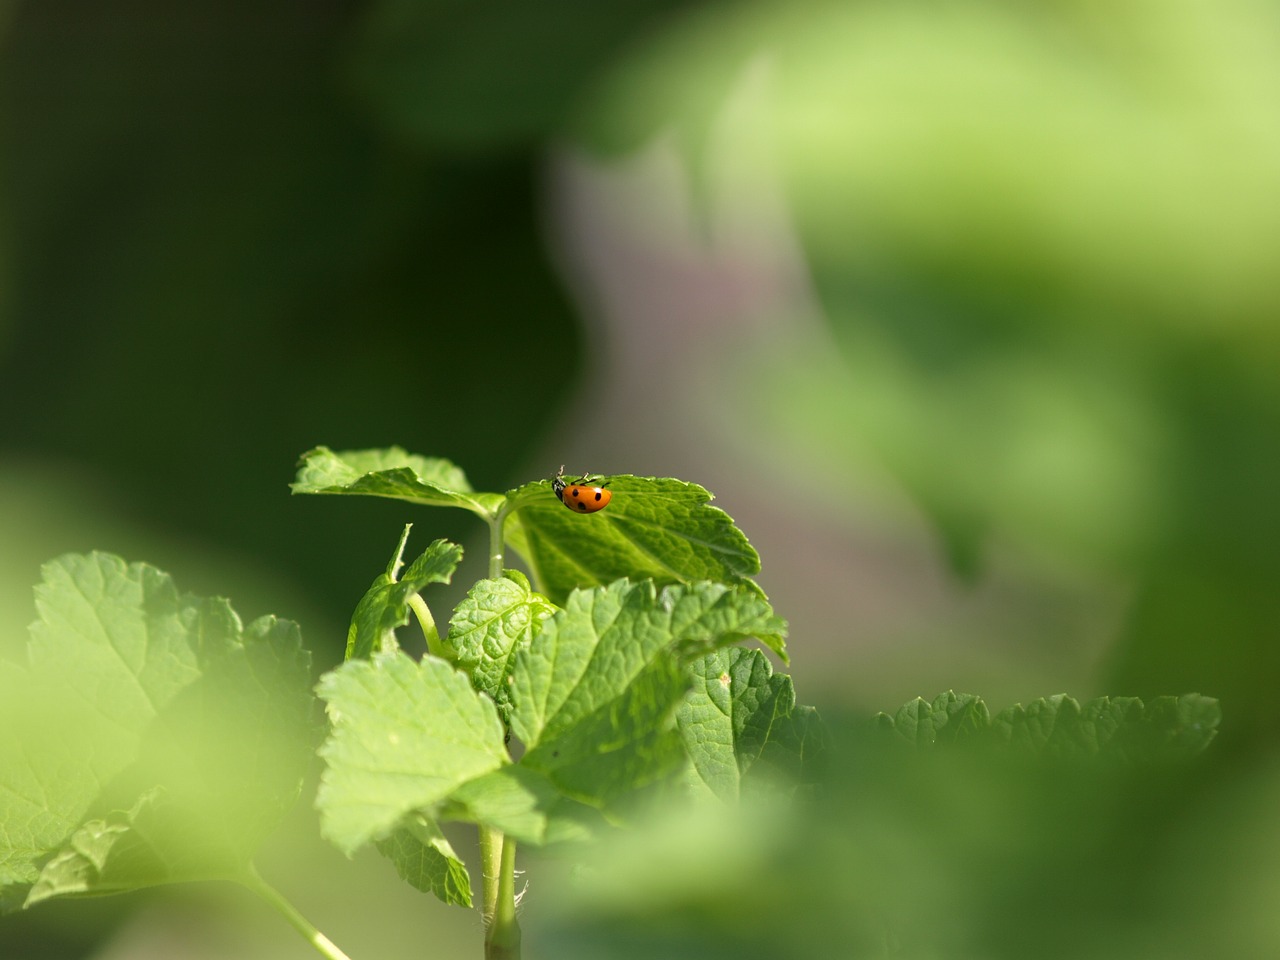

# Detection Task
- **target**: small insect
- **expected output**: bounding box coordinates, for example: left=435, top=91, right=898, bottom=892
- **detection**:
left=552, top=465, right=612, bottom=514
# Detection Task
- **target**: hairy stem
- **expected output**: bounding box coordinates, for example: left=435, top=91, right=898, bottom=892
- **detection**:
left=483, top=831, right=521, bottom=960
left=479, top=825, right=501, bottom=924
left=239, top=863, right=354, bottom=960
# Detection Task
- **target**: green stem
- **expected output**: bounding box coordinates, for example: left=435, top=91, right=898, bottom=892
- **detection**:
left=479, top=825, right=501, bottom=925
left=480, top=507, right=521, bottom=957
left=489, top=508, right=508, bottom=579
left=239, top=863, right=354, bottom=960
left=407, top=592, right=448, bottom=659
left=484, top=832, right=521, bottom=960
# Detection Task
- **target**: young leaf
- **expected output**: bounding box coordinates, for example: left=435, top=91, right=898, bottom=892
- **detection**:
left=502, top=474, right=764, bottom=607
left=443, top=570, right=555, bottom=723
left=315, top=651, right=509, bottom=856
left=291, top=446, right=504, bottom=517
left=677, top=647, right=824, bottom=802
left=375, top=814, right=473, bottom=908
left=346, top=533, right=464, bottom=659
left=0, top=553, right=315, bottom=910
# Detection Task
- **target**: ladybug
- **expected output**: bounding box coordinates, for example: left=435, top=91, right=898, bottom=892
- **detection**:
left=552, top=465, right=612, bottom=514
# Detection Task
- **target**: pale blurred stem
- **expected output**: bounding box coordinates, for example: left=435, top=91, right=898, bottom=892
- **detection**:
left=238, top=863, right=354, bottom=960
left=481, top=508, right=521, bottom=958
left=489, top=507, right=509, bottom=579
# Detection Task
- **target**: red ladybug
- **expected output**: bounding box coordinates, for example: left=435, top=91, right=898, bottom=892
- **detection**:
left=552, top=466, right=612, bottom=514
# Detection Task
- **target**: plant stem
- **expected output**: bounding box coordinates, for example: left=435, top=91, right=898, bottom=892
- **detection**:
left=407, top=592, right=448, bottom=659
left=479, top=825, right=501, bottom=923
left=481, top=510, right=521, bottom=958
left=239, top=863, right=354, bottom=960
left=489, top=508, right=508, bottom=580
left=482, top=830, right=521, bottom=960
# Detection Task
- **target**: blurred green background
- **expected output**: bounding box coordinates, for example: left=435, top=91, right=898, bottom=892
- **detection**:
left=2, top=0, right=1278, bottom=957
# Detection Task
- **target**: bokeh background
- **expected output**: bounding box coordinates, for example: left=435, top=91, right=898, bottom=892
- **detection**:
left=2, top=1, right=1278, bottom=957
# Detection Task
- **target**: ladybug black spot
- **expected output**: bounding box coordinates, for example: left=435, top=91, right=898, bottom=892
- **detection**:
left=577, top=502, right=587, bottom=511
left=593, top=491, right=602, bottom=501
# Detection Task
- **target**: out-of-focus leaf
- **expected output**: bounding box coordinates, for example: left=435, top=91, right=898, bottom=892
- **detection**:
left=0, top=553, right=314, bottom=910
left=347, top=0, right=698, bottom=152
left=875, top=691, right=1220, bottom=760
left=877, top=691, right=990, bottom=748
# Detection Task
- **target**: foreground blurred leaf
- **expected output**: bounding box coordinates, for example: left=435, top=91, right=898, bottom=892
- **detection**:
left=0, top=553, right=314, bottom=910
left=504, top=475, right=765, bottom=610
left=529, top=693, right=1231, bottom=960
left=348, top=0, right=696, bottom=151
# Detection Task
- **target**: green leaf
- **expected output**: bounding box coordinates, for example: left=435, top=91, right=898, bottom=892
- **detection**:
left=293, top=451, right=771, bottom=613
left=511, top=580, right=787, bottom=752
left=440, top=766, right=603, bottom=847
left=875, top=691, right=1221, bottom=761
left=0, top=553, right=315, bottom=910
left=994, top=695, right=1090, bottom=755
left=1143, top=693, right=1222, bottom=759
left=503, top=474, right=765, bottom=609
left=375, top=814, right=473, bottom=908
left=346, top=531, right=464, bottom=660
left=876, top=691, right=990, bottom=747
left=677, top=647, right=824, bottom=802
left=444, top=570, right=555, bottom=723
left=348, top=0, right=688, bottom=152
left=314, top=579, right=786, bottom=869
left=502, top=580, right=786, bottom=824
left=994, top=693, right=1222, bottom=760
left=315, top=651, right=509, bottom=856
left=291, top=446, right=503, bottom=516
left=25, top=793, right=160, bottom=906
